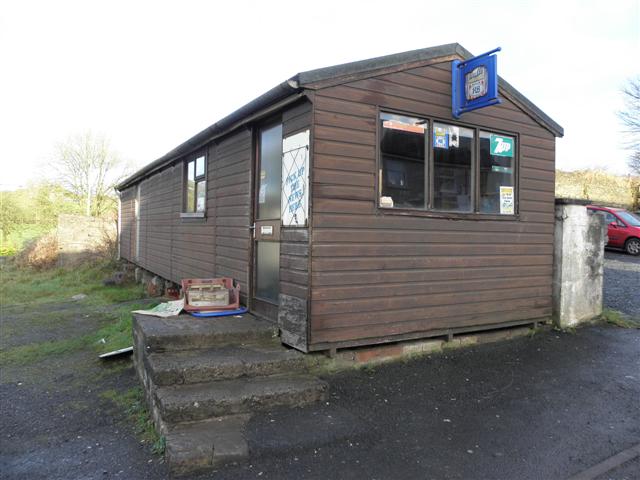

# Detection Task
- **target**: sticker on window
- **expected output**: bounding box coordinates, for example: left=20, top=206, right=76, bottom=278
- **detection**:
left=499, top=186, right=514, bottom=215
left=449, top=126, right=460, bottom=148
left=434, top=126, right=449, bottom=149
left=490, top=135, right=514, bottom=157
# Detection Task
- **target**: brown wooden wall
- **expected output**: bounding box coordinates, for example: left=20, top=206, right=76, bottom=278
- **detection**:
left=308, top=61, right=556, bottom=348
left=118, top=101, right=312, bottom=315
left=119, top=187, right=136, bottom=262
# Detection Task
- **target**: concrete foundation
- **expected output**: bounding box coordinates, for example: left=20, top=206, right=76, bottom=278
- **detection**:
left=553, top=200, right=607, bottom=328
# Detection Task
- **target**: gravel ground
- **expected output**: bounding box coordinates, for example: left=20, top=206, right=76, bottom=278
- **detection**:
left=603, top=250, right=640, bottom=319
left=2, top=255, right=639, bottom=480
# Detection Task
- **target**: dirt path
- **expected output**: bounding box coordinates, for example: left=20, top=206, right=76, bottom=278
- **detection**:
left=0, top=300, right=169, bottom=480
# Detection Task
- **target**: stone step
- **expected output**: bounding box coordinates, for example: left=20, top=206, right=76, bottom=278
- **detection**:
left=133, top=313, right=277, bottom=353
left=146, top=344, right=310, bottom=386
left=155, top=374, right=328, bottom=424
left=165, top=414, right=250, bottom=476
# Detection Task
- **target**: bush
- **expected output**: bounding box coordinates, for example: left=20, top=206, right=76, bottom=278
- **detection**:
left=14, top=232, right=59, bottom=270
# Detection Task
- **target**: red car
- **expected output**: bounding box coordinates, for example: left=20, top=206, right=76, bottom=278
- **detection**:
left=587, top=205, right=640, bottom=255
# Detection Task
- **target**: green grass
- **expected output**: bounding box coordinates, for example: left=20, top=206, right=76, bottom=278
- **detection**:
left=601, top=308, right=640, bottom=328
left=0, top=334, right=95, bottom=365
left=0, top=224, right=51, bottom=256
left=0, top=261, right=145, bottom=306
left=93, top=301, right=158, bottom=353
left=0, top=301, right=158, bottom=366
left=100, top=387, right=165, bottom=455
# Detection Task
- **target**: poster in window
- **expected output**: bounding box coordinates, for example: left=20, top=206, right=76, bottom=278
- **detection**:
left=281, top=130, right=310, bottom=226
left=499, top=186, right=514, bottom=215
left=434, top=126, right=449, bottom=149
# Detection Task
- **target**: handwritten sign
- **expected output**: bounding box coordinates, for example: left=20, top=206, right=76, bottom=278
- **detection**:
left=281, top=130, right=309, bottom=226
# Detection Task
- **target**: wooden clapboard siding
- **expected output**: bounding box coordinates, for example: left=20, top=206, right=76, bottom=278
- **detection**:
left=117, top=100, right=313, bottom=314
left=213, top=129, right=252, bottom=289
left=309, top=60, right=556, bottom=348
left=119, top=187, right=135, bottom=261
left=278, top=100, right=313, bottom=350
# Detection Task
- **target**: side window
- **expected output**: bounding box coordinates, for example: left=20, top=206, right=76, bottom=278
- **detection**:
left=378, top=111, right=517, bottom=216
left=433, top=123, right=474, bottom=212
left=185, top=155, right=206, bottom=213
left=379, top=113, right=427, bottom=209
left=479, top=131, right=515, bottom=214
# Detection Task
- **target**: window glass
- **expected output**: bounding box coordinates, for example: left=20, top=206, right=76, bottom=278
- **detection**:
left=195, top=156, right=205, bottom=178
left=479, top=131, right=515, bottom=214
left=618, top=211, right=640, bottom=227
left=379, top=112, right=426, bottom=209
left=196, top=180, right=206, bottom=212
left=257, top=124, right=283, bottom=220
left=187, top=160, right=195, bottom=181
left=186, top=178, right=195, bottom=213
left=255, top=241, right=280, bottom=303
left=433, top=123, right=474, bottom=212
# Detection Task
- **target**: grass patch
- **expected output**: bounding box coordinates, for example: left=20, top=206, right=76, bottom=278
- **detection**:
left=0, top=301, right=158, bottom=366
left=601, top=309, right=640, bottom=329
left=0, top=260, right=145, bottom=307
left=0, top=334, right=94, bottom=365
left=100, top=387, right=165, bottom=455
left=94, top=301, right=158, bottom=353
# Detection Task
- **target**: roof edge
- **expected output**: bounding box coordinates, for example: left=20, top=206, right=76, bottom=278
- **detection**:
left=116, top=80, right=300, bottom=191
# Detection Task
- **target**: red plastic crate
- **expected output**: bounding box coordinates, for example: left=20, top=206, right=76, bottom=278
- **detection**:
left=181, top=277, right=241, bottom=312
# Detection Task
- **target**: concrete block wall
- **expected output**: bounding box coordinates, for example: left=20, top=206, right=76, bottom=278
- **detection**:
left=553, top=201, right=607, bottom=328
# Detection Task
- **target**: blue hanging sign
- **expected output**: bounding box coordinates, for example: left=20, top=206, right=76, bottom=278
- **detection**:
left=452, top=47, right=501, bottom=118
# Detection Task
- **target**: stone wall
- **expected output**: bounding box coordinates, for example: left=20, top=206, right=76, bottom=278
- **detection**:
left=553, top=200, right=607, bottom=328
left=57, top=214, right=117, bottom=266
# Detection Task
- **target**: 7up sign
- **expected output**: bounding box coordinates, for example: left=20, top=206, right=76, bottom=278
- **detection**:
left=490, top=135, right=514, bottom=157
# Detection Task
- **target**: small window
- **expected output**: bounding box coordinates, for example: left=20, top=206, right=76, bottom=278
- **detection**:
left=479, top=131, right=515, bottom=214
left=433, top=123, right=474, bottom=212
left=185, top=155, right=206, bottom=213
left=379, top=113, right=427, bottom=209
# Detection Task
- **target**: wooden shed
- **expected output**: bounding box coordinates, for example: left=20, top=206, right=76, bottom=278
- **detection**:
left=116, top=43, right=563, bottom=353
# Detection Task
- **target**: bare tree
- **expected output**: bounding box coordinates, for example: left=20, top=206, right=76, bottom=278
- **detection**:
left=618, top=77, right=640, bottom=174
left=54, top=132, right=129, bottom=217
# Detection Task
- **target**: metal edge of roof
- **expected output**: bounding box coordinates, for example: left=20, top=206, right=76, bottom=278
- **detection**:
left=117, top=43, right=563, bottom=191
left=297, top=43, right=563, bottom=138
left=116, top=80, right=300, bottom=190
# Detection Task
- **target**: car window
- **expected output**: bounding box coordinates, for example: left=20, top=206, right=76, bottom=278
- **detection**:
left=617, top=211, right=640, bottom=227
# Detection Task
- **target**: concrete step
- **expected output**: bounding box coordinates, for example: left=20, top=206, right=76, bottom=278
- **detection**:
left=155, top=374, right=328, bottom=423
left=133, top=313, right=277, bottom=353
left=146, top=344, right=310, bottom=386
left=164, top=414, right=250, bottom=476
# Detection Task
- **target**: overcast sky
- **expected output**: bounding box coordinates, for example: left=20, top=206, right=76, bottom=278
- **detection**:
left=1, top=0, right=638, bottom=190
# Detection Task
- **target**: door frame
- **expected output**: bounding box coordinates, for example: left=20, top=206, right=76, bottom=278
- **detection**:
left=249, top=117, right=283, bottom=322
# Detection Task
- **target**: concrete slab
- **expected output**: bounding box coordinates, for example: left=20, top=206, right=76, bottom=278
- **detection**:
left=165, top=414, right=251, bottom=476
left=133, top=313, right=277, bottom=352
left=156, top=374, right=328, bottom=423
left=146, top=344, right=309, bottom=386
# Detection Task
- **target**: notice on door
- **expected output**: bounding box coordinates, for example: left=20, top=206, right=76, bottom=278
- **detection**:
left=500, top=186, right=514, bottom=215
left=281, top=130, right=310, bottom=226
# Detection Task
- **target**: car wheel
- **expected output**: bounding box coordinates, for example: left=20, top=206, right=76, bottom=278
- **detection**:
left=625, top=237, right=640, bottom=256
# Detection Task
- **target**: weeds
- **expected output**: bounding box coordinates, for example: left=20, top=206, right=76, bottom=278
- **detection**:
left=1, top=260, right=144, bottom=306
left=600, top=309, right=640, bottom=329
left=100, top=387, right=165, bottom=455
left=0, top=300, right=158, bottom=366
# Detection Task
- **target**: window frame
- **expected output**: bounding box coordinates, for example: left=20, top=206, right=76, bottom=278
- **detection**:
left=376, top=107, right=519, bottom=221
left=182, top=152, right=207, bottom=216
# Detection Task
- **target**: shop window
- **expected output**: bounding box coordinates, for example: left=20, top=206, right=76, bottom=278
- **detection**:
left=479, top=131, right=515, bottom=214
left=185, top=155, right=206, bottom=213
left=378, top=111, right=517, bottom=216
left=433, top=123, right=474, bottom=212
left=379, top=112, right=426, bottom=209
